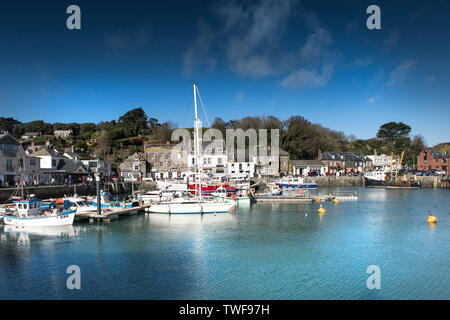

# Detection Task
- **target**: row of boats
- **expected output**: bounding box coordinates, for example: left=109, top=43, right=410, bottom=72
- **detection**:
left=0, top=174, right=319, bottom=227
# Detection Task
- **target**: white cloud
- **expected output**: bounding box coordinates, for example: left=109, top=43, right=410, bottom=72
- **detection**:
left=104, top=25, right=151, bottom=57
left=236, top=92, right=245, bottom=103
left=425, top=75, right=436, bottom=83
left=384, top=30, right=400, bottom=49
left=367, top=96, right=380, bottom=104
left=281, top=64, right=334, bottom=89
left=184, top=0, right=337, bottom=90
left=182, top=20, right=216, bottom=76
left=353, top=55, right=374, bottom=67
left=217, top=0, right=295, bottom=77
left=387, top=60, right=415, bottom=86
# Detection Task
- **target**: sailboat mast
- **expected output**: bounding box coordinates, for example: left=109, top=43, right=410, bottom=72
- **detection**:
left=193, top=83, right=202, bottom=201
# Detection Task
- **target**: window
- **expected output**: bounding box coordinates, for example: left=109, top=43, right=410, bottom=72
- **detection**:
left=218, top=158, right=222, bottom=164
left=134, top=165, right=140, bottom=171
left=52, top=159, right=56, bottom=166
left=6, top=159, right=13, bottom=171
left=30, top=158, right=36, bottom=166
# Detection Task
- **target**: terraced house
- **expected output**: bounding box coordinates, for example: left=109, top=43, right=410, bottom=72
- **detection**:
left=318, top=150, right=372, bottom=174
left=0, top=132, right=40, bottom=187
left=417, top=143, right=450, bottom=175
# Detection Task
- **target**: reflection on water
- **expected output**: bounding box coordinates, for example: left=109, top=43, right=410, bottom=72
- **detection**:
left=0, top=187, right=449, bottom=300
left=3, top=225, right=76, bottom=237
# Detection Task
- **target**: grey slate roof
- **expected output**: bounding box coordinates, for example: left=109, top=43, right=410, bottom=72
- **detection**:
left=320, top=152, right=371, bottom=162
left=292, top=160, right=327, bottom=166
left=57, top=159, right=88, bottom=173
left=0, top=133, right=20, bottom=146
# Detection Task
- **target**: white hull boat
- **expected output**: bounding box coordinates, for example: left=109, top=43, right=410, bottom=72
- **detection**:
left=137, top=191, right=176, bottom=204
left=3, top=224, right=76, bottom=237
left=2, top=198, right=76, bottom=227
left=148, top=84, right=235, bottom=215
left=149, top=201, right=234, bottom=214
left=3, top=210, right=76, bottom=227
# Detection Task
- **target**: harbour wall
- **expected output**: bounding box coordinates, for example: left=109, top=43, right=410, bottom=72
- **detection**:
left=0, top=177, right=445, bottom=202
left=0, top=184, right=98, bottom=203
left=261, top=175, right=447, bottom=189
left=0, top=181, right=159, bottom=203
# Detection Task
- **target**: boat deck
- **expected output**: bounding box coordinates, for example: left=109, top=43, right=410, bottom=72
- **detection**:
left=254, top=194, right=335, bottom=203
left=76, top=204, right=152, bottom=222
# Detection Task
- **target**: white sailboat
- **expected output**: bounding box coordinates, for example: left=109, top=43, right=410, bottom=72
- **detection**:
left=148, top=84, right=235, bottom=214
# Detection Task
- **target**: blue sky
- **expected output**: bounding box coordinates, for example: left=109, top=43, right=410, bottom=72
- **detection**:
left=0, top=0, right=449, bottom=145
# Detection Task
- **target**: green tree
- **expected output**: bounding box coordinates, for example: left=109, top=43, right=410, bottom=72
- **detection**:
left=376, top=122, right=411, bottom=143
left=0, top=117, right=21, bottom=134
left=119, top=107, right=148, bottom=137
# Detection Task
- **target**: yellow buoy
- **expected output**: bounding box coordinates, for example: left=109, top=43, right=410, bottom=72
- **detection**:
left=315, top=196, right=321, bottom=203
left=318, top=205, right=326, bottom=213
left=333, top=198, right=339, bottom=204
left=427, top=211, right=437, bottom=223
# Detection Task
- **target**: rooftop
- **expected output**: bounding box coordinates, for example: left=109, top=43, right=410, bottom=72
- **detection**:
left=0, top=133, right=20, bottom=146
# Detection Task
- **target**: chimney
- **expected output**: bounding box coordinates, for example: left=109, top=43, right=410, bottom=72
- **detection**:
left=318, top=149, right=322, bottom=160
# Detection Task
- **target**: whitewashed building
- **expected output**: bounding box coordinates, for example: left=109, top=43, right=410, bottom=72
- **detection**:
left=0, top=132, right=41, bottom=187
left=54, top=130, right=73, bottom=138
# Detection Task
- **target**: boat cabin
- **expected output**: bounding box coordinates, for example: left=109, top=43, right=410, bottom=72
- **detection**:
left=13, top=199, right=42, bottom=218
left=275, top=177, right=304, bottom=184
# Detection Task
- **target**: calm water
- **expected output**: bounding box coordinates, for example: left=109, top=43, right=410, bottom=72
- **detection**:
left=0, top=187, right=448, bottom=300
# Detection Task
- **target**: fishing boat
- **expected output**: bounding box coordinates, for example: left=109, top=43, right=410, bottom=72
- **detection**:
left=90, top=191, right=139, bottom=209
left=212, top=186, right=251, bottom=204
left=364, top=151, right=421, bottom=189
left=2, top=198, right=75, bottom=227
left=148, top=83, right=234, bottom=214
left=274, top=177, right=317, bottom=189
left=257, top=185, right=283, bottom=197
left=1, top=175, right=75, bottom=227
left=63, top=196, right=100, bottom=214
left=188, top=183, right=237, bottom=196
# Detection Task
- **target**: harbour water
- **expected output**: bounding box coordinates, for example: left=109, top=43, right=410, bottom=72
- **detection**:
left=0, top=187, right=448, bottom=300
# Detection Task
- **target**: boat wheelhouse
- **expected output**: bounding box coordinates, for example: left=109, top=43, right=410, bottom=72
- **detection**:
left=274, top=177, right=317, bottom=189
left=2, top=199, right=76, bottom=227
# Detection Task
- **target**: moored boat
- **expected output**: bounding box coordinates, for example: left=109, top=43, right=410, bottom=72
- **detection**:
left=274, top=177, right=317, bottom=189
left=2, top=199, right=75, bottom=227
left=148, top=83, right=235, bottom=214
